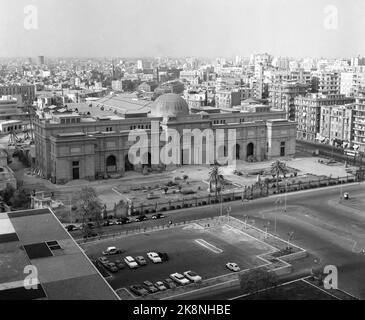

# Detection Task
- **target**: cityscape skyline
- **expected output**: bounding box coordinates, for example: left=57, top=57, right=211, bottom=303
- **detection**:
left=1, top=0, right=365, bottom=59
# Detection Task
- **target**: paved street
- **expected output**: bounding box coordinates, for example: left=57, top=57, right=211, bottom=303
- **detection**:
left=80, top=182, right=365, bottom=299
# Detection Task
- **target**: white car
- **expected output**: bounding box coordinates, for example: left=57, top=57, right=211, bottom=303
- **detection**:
left=102, top=246, right=122, bottom=255
left=170, top=272, right=190, bottom=286
left=147, top=252, right=162, bottom=263
left=183, top=270, right=202, bottom=283
left=226, top=262, right=240, bottom=272
left=124, top=256, right=139, bottom=269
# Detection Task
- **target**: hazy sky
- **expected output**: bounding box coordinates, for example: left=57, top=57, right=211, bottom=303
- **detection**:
left=0, top=0, right=364, bottom=58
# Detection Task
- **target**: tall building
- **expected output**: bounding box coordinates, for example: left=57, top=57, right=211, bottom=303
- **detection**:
left=311, top=71, right=341, bottom=95
left=269, top=81, right=309, bottom=120
left=353, top=88, right=365, bottom=152
left=340, top=72, right=365, bottom=97
left=36, top=56, right=45, bottom=66
left=295, top=93, right=355, bottom=142
left=319, top=104, right=354, bottom=145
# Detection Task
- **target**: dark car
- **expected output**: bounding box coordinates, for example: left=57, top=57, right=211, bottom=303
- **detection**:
left=157, top=252, right=169, bottom=262
left=143, top=281, right=158, bottom=293
left=163, top=278, right=177, bottom=289
left=115, top=259, right=125, bottom=270
left=129, top=284, right=148, bottom=296
left=151, top=213, right=166, bottom=219
left=105, top=262, right=118, bottom=273
left=135, top=256, right=147, bottom=266
left=65, top=224, right=78, bottom=232
left=117, top=217, right=131, bottom=225
left=134, top=215, right=148, bottom=222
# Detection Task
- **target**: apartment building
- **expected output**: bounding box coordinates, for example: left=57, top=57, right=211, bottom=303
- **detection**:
left=269, top=81, right=309, bottom=120
left=295, top=93, right=355, bottom=142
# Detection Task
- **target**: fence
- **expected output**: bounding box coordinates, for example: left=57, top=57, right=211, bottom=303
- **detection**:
left=77, top=216, right=220, bottom=244
left=128, top=174, right=361, bottom=216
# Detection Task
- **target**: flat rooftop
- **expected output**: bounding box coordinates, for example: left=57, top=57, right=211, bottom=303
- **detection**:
left=0, top=208, right=118, bottom=300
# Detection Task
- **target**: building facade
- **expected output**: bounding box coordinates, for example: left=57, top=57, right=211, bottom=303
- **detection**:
left=295, top=93, right=355, bottom=142
left=319, top=104, right=354, bottom=144
left=353, top=88, right=365, bottom=152
left=269, top=81, right=309, bottom=120
left=33, top=93, right=296, bottom=184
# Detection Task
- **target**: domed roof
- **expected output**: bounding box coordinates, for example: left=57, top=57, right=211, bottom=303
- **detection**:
left=150, top=93, right=189, bottom=117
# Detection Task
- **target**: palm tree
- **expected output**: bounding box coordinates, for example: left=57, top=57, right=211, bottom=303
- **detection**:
left=270, top=160, right=289, bottom=193
left=208, top=165, right=225, bottom=198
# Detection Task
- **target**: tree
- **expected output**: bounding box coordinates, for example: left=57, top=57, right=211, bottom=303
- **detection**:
left=270, top=160, right=289, bottom=193
left=10, top=188, right=31, bottom=209
left=163, top=186, right=168, bottom=194
left=208, top=165, right=224, bottom=198
left=73, top=187, right=103, bottom=238
left=239, top=268, right=278, bottom=298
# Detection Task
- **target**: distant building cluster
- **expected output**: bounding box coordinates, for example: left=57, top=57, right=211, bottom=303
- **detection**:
left=1, top=53, right=365, bottom=183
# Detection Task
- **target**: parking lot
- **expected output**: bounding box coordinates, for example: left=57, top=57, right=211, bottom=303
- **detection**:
left=82, top=222, right=273, bottom=296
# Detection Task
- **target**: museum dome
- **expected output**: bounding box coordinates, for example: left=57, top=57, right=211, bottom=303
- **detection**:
left=150, top=93, right=189, bottom=117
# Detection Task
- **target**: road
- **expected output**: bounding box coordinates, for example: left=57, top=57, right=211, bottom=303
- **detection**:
left=78, top=182, right=365, bottom=299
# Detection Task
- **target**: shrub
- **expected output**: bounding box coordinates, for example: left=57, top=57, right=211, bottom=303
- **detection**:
left=202, top=201, right=207, bottom=205
left=160, top=207, right=167, bottom=212
left=181, top=189, right=195, bottom=195
left=169, top=206, right=175, bottom=210
left=176, top=205, right=181, bottom=209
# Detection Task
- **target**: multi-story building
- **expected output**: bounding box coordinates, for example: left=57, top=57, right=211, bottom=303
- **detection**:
left=0, top=96, right=19, bottom=118
left=269, top=81, right=309, bottom=120
left=353, top=88, right=365, bottom=152
left=311, top=71, right=341, bottom=95
left=33, top=93, right=296, bottom=184
left=340, top=72, right=365, bottom=97
left=215, top=89, right=241, bottom=108
left=0, top=84, right=36, bottom=105
left=295, top=93, right=355, bottom=141
left=319, top=104, right=354, bottom=144
left=265, top=69, right=312, bottom=86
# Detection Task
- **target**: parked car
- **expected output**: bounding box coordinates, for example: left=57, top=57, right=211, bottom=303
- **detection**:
left=105, top=262, right=118, bottom=273
left=163, top=278, right=177, bottom=289
left=102, top=220, right=117, bottom=227
left=155, top=281, right=167, bottom=291
left=183, top=270, right=202, bottom=283
left=116, top=217, right=131, bottom=225
left=98, top=256, right=109, bottom=265
left=134, top=215, right=148, bottom=222
left=147, top=252, right=162, bottom=263
left=170, top=272, right=190, bottom=285
left=157, top=252, right=169, bottom=262
left=129, top=284, right=148, bottom=296
left=124, top=256, right=139, bottom=269
left=344, top=192, right=349, bottom=200
left=65, top=224, right=81, bottom=232
left=102, top=246, right=122, bottom=255
left=151, top=213, right=166, bottom=219
left=115, top=259, right=125, bottom=270
left=226, top=262, right=240, bottom=272
left=143, top=281, right=158, bottom=293
left=135, top=256, right=147, bottom=266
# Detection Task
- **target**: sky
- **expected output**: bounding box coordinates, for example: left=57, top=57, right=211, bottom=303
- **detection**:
left=0, top=0, right=364, bottom=58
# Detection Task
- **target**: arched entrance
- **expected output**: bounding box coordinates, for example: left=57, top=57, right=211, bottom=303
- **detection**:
left=106, top=155, right=117, bottom=172
left=246, top=142, right=254, bottom=160
left=234, top=144, right=241, bottom=160
left=124, top=154, right=134, bottom=171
